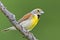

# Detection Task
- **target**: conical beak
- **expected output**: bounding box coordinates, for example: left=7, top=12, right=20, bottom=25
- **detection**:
left=40, top=11, right=44, bottom=14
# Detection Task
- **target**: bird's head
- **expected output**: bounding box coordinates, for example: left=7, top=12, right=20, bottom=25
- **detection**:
left=31, top=8, right=44, bottom=15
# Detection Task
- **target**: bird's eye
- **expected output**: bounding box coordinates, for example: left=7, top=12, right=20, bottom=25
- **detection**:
left=37, top=10, right=40, bottom=12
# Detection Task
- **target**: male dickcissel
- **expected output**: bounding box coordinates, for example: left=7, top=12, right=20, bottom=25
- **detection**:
left=1, top=8, right=44, bottom=31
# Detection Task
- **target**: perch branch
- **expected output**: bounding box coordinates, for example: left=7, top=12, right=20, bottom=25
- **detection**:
left=0, top=1, right=37, bottom=40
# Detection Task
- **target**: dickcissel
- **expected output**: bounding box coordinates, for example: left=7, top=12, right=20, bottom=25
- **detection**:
left=1, top=8, right=44, bottom=31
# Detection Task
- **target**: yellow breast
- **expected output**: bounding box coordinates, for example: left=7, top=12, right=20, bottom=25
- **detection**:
left=27, top=14, right=39, bottom=31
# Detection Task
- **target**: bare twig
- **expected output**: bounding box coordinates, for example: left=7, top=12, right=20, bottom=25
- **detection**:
left=0, top=1, right=37, bottom=40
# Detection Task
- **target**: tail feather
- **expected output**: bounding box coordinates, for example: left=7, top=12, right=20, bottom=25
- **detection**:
left=1, top=26, right=17, bottom=32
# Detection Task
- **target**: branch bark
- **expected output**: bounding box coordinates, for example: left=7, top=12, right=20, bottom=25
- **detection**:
left=0, top=1, right=37, bottom=40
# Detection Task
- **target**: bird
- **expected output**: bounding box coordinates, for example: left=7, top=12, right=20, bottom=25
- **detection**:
left=1, top=8, right=44, bottom=32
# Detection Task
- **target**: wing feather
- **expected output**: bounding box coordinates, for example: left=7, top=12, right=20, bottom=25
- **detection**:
left=18, top=13, right=32, bottom=23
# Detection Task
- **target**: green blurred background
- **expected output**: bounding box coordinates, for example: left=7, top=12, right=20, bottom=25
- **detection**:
left=0, top=0, right=60, bottom=40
